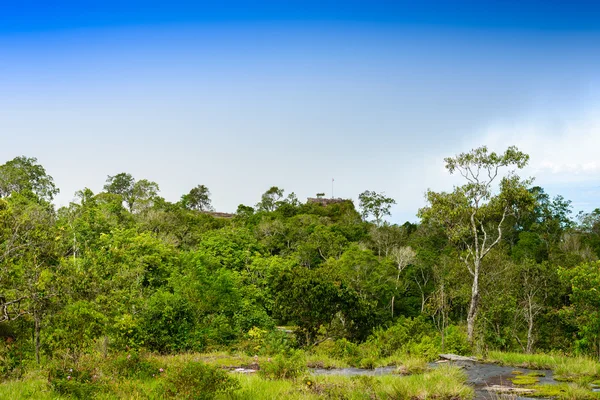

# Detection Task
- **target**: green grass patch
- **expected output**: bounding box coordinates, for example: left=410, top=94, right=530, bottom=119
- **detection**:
left=487, top=351, right=600, bottom=382
left=0, top=353, right=477, bottom=400
left=511, top=374, right=539, bottom=385
left=305, top=353, right=349, bottom=369
left=389, top=365, right=474, bottom=399
left=529, top=383, right=600, bottom=399
left=395, top=356, right=429, bottom=375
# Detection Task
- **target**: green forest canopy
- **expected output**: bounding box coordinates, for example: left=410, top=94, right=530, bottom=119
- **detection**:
left=1, top=146, right=599, bottom=367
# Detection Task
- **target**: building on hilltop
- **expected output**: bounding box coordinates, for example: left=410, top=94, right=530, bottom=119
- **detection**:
left=203, top=211, right=235, bottom=219
left=306, top=197, right=351, bottom=207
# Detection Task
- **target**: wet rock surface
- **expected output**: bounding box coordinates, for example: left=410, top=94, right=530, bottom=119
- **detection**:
left=309, top=355, right=560, bottom=400
left=440, top=359, right=554, bottom=400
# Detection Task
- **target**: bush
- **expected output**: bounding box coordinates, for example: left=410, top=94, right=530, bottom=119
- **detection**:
left=238, top=327, right=297, bottom=356
left=367, top=316, right=440, bottom=360
left=332, top=338, right=361, bottom=361
left=359, top=357, right=376, bottom=369
left=0, top=342, right=24, bottom=380
left=45, top=301, right=107, bottom=361
left=261, top=329, right=297, bottom=355
left=110, top=351, right=161, bottom=379
left=259, top=350, right=306, bottom=379
left=407, top=336, right=439, bottom=361
left=396, top=356, right=428, bottom=375
left=110, top=313, right=143, bottom=350
left=159, top=361, right=240, bottom=400
left=442, top=325, right=470, bottom=355
left=48, top=361, right=105, bottom=399
left=140, top=291, right=199, bottom=353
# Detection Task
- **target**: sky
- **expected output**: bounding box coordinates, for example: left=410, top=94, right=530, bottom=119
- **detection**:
left=1, top=1, right=600, bottom=222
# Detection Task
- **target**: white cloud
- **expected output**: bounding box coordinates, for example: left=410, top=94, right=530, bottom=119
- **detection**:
left=475, top=105, right=600, bottom=185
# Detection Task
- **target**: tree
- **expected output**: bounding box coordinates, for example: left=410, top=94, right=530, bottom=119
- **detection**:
left=418, top=146, right=533, bottom=343
left=389, top=246, right=416, bottom=318
left=104, top=173, right=159, bottom=213
left=577, top=208, right=600, bottom=258
left=358, top=190, right=396, bottom=226
left=370, top=223, right=408, bottom=258
left=257, top=187, right=284, bottom=212
left=273, top=266, right=373, bottom=345
left=103, top=172, right=134, bottom=196
left=516, top=186, right=573, bottom=256
left=517, top=260, right=547, bottom=353
left=181, top=185, right=213, bottom=212
left=426, top=255, right=456, bottom=353
left=0, top=156, right=59, bottom=201
left=0, top=192, right=61, bottom=362
left=559, top=261, right=600, bottom=359
left=578, top=208, right=600, bottom=235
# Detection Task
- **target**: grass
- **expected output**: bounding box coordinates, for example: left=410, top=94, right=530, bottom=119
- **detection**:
left=0, top=373, right=63, bottom=400
left=486, top=351, right=600, bottom=382
left=0, top=352, right=474, bottom=399
left=305, top=353, right=350, bottom=369
left=395, top=356, right=429, bottom=375
left=16, top=349, right=600, bottom=400
left=530, top=383, right=600, bottom=399
left=511, top=374, right=539, bottom=385
left=486, top=351, right=600, bottom=400
left=390, top=365, right=474, bottom=400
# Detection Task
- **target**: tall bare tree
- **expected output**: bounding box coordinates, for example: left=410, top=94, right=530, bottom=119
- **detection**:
left=419, top=146, right=533, bottom=343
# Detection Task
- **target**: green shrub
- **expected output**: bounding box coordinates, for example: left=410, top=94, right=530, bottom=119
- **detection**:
left=48, top=362, right=105, bottom=399
left=140, top=291, right=199, bottom=353
left=368, top=316, right=436, bottom=358
left=442, top=325, right=470, bottom=355
left=332, top=338, right=361, bottom=361
left=259, top=350, right=306, bottom=379
left=110, top=351, right=161, bottom=379
left=263, top=330, right=297, bottom=355
left=110, top=313, right=143, bottom=350
left=396, top=356, right=428, bottom=375
left=359, top=357, right=376, bottom=369
left=45, top=301, right=107, bottom=361
left=0, top=342, right=25, bottom=380
left=239, top=327, right=297, bottom=356
left=159, top=361, right=240, bottom=400
left=357, top=341, right=381, bottom=360
left=407, top=336, right=439, bottom=361
left=233, top=304, right=275, bottom=334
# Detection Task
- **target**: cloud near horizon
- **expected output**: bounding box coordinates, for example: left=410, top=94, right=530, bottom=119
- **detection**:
left=476, top=102, right=600, bottom=185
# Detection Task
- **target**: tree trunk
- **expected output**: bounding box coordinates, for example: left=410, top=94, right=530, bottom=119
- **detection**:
left=34, top=312, right=41, bottom=364
left=391, top=268, right=401, bottom=319
left=467, top=261, right=480, bottom=344
left=526, top=297, right=534, bottom=353
left=441, top=282, right=446, bottom=353
left=526, top=317, right=534, bottom=353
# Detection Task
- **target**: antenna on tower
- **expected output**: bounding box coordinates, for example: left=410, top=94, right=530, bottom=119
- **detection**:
left=331, top=178, right=334, bottom=199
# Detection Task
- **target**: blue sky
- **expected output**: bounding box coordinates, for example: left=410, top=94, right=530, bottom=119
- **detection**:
left=1, top=1, right=600, bottom=222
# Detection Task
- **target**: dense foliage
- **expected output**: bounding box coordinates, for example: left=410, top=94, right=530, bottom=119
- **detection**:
left=0, top=146, right=599, bottom=382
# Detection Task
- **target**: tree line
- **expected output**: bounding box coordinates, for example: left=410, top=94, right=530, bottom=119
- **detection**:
left=1, top=146, right=599, bottom=372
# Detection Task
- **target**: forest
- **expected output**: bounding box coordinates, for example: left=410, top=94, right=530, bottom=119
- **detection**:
left=1, top=145, right=600, bottom=399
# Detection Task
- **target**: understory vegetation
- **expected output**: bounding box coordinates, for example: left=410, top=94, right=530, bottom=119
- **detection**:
left=1, top=146, right=600, bottom=398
